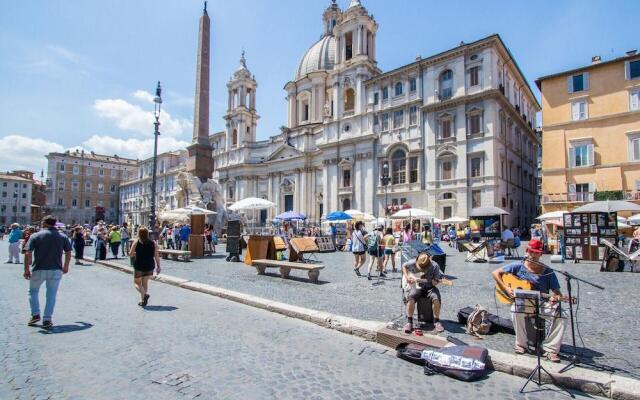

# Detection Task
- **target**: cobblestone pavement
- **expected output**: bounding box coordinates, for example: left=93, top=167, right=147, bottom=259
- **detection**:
left=0, top=247, right=597, bottom=399
left=87, top=241, right=640, bottom=379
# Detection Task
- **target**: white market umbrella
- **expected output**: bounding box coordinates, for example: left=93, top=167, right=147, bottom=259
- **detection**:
left=536, top=210, right=568, bottom=221
left=470, top=206, right=509, bottom=217
left=433, top=218, right=442, bottom=224
left=627, top=214, right=640, bottom=225
left=442, top=216, right=468, bottom=224
left=229, top=197, right=275, bottom=233
left=228, top=197, right=275, bottom=211
left=390, top=208, right=433, bottom=219
left=344, top=209, right=376, bottom=221
left=572, top=200, right=640, bottom=213
left=617, top=216, right=627, bottom=223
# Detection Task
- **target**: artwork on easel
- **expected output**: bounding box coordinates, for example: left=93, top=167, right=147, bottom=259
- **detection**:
left=575, top=246, right=583, bottom=260
left=590, top=236, right=598, bottom=246
left=564, top=214, right=572, bottom=227
left=598, top=214, right=606, bottom=227
left=590, top=224, right=598, bottom=233
left=565, top=246, right=574, bottom=259
left=598, top=246, right=606, bottom=260
left=590, top=214, right=597, bottom=224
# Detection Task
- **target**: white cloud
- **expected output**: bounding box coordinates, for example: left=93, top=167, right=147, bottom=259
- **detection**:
left=81, top=135, right=190, bottom=160
left=0, top=135, right=65, bottom=174
left=132, top=90, right=155, bottom=104
left=94, top=97, right=192, bottom=137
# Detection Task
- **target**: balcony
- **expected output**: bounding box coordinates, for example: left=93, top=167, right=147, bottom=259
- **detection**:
left=338, top=186, right=352, bottom=195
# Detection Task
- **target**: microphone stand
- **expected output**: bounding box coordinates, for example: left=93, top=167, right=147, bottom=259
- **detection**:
left=554, top=269, right=605, bottom=373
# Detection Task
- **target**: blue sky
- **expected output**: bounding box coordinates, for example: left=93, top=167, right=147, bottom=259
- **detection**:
left=1, top=0, right=639, bottom=174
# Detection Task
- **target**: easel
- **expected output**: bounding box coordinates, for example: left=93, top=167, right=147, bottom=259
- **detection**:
left=516, top=291, right=573, bottom=397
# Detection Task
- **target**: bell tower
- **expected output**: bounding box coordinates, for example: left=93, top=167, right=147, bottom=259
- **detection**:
left=224, top=52, right=259, bottom=149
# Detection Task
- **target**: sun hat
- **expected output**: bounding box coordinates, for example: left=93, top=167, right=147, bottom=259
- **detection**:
left=526, top=238, right=544, bottom=253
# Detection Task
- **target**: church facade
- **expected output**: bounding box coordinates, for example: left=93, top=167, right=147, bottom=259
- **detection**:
left=211, top=0, right=540, bottom=228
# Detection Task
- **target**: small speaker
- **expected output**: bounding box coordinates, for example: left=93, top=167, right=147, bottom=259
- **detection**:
left=227, top=220, right=241, bottom=237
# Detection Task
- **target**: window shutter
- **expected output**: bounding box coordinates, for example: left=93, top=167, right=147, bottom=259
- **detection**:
left=583, top=72, right=589, bottom=90
left=588, top=182, right=595, bottom=201
left=631, top=91, right=639, bottom=110
left=626, top=61, right=631, bottom=80
left=567, top=76, right=574, bottom=93
left=568, top=183, right=577, bottom=201
left=571, top=102, right=580, bottom=121
left=588, top=143, right=595, bottom=166
left=569, top=147, right=576, bottom=167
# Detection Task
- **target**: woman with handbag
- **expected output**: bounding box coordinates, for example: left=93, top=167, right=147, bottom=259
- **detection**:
left=129, top=226, right=161, bottom=307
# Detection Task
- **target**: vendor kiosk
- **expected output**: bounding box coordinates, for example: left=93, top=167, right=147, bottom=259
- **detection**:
left=563, top=212, right=618, bottom=261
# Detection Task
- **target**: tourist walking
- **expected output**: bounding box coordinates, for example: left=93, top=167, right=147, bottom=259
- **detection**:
left=382, top=227, right=397, bottom=272
left=72, top=226, right=85, bottom=265
left=108, top=226, right=121, bottom=259
left=173, top=224, right=182, bottom=250
left=364, top=225, right=385, bottom=280
left=120, top=223, right=131, bottom=256
left=94, top=232, right=107, bottom=261
left=6, top=223, right=23, bottom=263
left=23, top=215, right=72, bottom=329
left=129, top=226, right=161, bottom=307
left=165, top=226, right=174, bottom=249
left=179, top=224, right=191, bottom=250
left=351, top=221, right=367, bottom=276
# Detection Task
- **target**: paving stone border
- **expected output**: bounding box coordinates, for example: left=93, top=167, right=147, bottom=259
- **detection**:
left=95, top=259, right=639, bottom=400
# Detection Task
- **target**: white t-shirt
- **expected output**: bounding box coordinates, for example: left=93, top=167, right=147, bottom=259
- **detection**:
left=351, top=229, right=366, bottom=252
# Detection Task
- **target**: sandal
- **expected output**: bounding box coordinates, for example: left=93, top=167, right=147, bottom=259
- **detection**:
left=546, top=353, right=561, bottom=363
left=514, top=345, right=526, bottom=355
left=142, top=294, right=150, bottom=307
left=353, top=268, right=361, bottom=277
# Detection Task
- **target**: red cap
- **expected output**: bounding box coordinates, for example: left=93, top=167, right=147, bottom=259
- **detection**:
left=527, top=238, right=544, bottom=253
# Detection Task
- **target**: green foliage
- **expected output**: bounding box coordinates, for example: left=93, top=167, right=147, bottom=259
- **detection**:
left=594, top=190, right=623, bottom=201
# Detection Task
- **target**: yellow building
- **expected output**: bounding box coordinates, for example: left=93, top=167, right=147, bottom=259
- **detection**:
left=537, top=51, right=640, bottom=213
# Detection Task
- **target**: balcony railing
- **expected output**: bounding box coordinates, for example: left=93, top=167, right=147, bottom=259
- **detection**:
left=542, top=190, right=640, bottom=204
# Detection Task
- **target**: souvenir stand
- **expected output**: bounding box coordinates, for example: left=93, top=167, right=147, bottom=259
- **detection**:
left=563, top=212, right=618, bottom=261
left=468, top=207, right=509, bottom=260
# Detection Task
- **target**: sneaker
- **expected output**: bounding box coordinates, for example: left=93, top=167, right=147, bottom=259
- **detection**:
left=5, top=260, right=12, bottom=264
left=403, top=322, right=413, bottom=333
left=142, top=294, right=150, bottom=307
left=353, top=268, right=361, bottom=277
left=28, top=315, right=40, bottom=326
left=379, top=271, right=387, bottom=278
left=42, top=320, right=53, bottom=329
left=367, top=274, right=372, bottom=281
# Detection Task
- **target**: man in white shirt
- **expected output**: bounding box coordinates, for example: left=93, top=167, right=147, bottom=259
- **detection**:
left=501, top=227, right=515, bottom=256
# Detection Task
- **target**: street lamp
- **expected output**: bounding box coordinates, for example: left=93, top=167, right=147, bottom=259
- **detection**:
left=381, top=160, right=391, bottom=226
left=149, top=81, right=162, bottom=240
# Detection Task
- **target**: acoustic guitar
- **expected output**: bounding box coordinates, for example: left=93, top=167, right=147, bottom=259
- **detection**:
left=402, top=272, right=453, bottom=290
left=495, top=273, right=575, bottom=305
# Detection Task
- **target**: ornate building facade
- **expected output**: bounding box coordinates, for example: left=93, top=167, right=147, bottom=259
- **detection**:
left=212, top=0, right=541, bottom=227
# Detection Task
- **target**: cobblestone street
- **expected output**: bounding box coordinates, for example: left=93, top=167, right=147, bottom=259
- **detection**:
left=1, top=244, right=601, bottom=399
left=89, top=241, right=640, bottom=379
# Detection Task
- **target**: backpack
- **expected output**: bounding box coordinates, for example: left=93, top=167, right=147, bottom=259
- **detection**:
left=465, top=304, right=492, bottom=338
left=366, top=233, right=378, bottom=251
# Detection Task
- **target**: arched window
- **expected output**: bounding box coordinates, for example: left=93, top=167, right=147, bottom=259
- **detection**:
left=391, top=149, right=406, bottom=185
left=395, top=82, right=403, bottom=96
left=232, top=129, right=238, bottom=147
left=344, top=88, right=355, bottom=113
left=342, top=198, right=351, bottom=211
left=246, top=89, right=251, bottom=108
left=439, top=70, right=453, bottom=100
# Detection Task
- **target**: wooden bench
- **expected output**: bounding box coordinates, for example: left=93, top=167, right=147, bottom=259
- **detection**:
left=159, top=249, right=191, bottom=262
left=252, top=259, right=325, bottom=283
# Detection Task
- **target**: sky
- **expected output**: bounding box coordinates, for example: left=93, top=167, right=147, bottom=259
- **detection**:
left=1, top=0, right=639, bottom=176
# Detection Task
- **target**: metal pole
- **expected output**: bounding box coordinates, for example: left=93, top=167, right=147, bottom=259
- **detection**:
left=149, top=81, right=162, bottom=240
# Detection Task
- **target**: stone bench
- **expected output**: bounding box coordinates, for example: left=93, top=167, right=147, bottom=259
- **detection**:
left=159, top=249, right=191, bottom=262
left=251, top=259, right=325, bottom=283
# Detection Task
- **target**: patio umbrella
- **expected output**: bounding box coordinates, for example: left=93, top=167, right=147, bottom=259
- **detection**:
left=390, top=208, right=433, bottom=219
left=572, top=200, right=640, bottom=213
left=275, top=211, right=307, bottom=221
left=470, top=206, right=509, bottom=217
left=228, top=197, right=275, bottom=232
left=536, top=210, right=568, bottom=221
left=228, top=197, right=275, bottom=211
left=442, top=216, right=468, bottom=224
left=627, top=214, right=640, bottom=225
left=327, top=211, right=352, bottom=221
left=344, top=209, right=375, bottom=221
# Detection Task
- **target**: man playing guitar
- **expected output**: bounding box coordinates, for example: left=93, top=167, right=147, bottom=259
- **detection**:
left=402, top=253, right=445, bottom=333
left=491, top=238, right=567, bottom=362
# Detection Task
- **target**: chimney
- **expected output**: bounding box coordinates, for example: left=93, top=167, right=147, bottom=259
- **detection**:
left=591, top=55, right=601, bottom=64
left=627, top=49, right=638, bottom=56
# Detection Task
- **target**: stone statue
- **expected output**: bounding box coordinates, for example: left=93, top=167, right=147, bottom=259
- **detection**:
left=174, top=171, right=228, bottom=233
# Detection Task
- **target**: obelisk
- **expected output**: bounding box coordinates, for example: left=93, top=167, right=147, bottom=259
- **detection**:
left=187, top=1, right=214, bottom=182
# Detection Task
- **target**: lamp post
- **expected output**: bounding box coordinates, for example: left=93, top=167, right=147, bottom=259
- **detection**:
left=381, top=160, right=390, bottom=227
left=149, top=81, right=162, bottom=240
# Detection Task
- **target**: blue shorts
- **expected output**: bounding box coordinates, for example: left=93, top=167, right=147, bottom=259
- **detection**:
left=384, top=249, right=393, bottom=255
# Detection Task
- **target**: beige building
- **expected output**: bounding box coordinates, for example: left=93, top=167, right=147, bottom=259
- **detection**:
left=537, top=51, right=640, bottom=212
left=119, top=150, right=187, bottom=226
left=0, top=172, right=33, bottom=225
left=45, top=150, right=137, bottom=224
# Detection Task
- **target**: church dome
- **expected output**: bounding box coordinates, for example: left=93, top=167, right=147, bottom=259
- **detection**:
left=295, top=35, right=336, bottom=80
